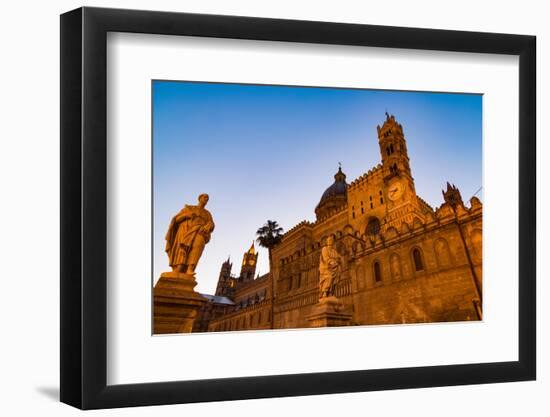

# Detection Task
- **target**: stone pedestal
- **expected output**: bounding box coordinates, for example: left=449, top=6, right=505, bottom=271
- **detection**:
left=306, top=296, right=352, bottom=328
left=153, top=272, right=207, bottom=334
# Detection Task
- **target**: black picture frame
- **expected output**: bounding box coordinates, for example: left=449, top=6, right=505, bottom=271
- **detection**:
left=60, top=6, right=536, bottom=410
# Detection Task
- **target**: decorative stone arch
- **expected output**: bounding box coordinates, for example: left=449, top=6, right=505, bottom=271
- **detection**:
left=343, top=224, right=354, bottom=235
left=412, top=217, right=424, bottom=230
left=434, top=237, right=452, bottom=268
left=386, top=226, right=399, bottom=240
left=410, top=246, right=425, bottom=272
left=425, top=211, right=436, bottom=223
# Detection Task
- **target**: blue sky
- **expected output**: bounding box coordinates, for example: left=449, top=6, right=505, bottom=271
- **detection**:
left=153, top=81, right=482, bottom=294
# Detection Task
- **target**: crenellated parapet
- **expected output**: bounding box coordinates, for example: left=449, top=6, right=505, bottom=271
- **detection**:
left=416, top=196, right=435, bottom=213
left=281, top=220, right=313, bottom=239
left=348, top=164, right=384, bottom=192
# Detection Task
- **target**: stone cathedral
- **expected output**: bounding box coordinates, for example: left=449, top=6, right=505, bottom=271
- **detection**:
left=193, top=113, right=483, bottom=332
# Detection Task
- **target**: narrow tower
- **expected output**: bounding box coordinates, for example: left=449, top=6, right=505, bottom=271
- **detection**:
left=377, top=112, right=412, bottom=180
left=376, top=113, right=429, bottom=229
left=215, top=256, right=233, bottom=296
left=240, top=241, right=258, bottom=282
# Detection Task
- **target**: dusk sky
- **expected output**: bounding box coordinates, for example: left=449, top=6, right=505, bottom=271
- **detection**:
left=152, top=81, right=482, bottom=294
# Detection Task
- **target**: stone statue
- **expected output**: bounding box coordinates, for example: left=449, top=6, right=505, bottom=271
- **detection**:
left=165, top=193, right=215, bottom=275
left=319, top=235, right=342, bottom=299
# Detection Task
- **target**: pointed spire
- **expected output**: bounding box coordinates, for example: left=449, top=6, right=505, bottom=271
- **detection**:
left=248, top=240, right=256, bottom=255
left=442, top=181, right=463, bottom=208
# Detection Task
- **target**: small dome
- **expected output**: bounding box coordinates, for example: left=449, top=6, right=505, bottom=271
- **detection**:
left=315, top=166, right=348, bottom=219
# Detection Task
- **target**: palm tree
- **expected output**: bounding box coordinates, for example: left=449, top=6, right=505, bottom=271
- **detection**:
left=256, top=220, right=284, bottom=329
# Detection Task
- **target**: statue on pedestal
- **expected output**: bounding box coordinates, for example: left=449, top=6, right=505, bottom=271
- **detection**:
left=319, top=235, right=342, bottom=299
left=164, top=193, right=215, bottom=276
left=154, top=193, right=214, bottom=334
left=307, top=234, right=352, bottom=328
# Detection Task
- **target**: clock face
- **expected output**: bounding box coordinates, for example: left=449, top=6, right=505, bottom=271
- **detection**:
left=388, top=181, right=404, bottom=201
left=248, top=259, right=256, bottom=266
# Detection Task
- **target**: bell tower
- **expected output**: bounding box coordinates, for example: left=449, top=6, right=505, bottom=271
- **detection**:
left=377, top=112, right=412, bottom=180
left=375, top=113, right=429, bottom=229
left=240, top=241, right=258, bottom=282
left=215, top=256, right=233, bottom=296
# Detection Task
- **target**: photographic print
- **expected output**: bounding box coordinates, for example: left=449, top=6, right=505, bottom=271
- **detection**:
left=152, top=81, right=483, bottom=335
left=60, top=9, right=536, bottom=407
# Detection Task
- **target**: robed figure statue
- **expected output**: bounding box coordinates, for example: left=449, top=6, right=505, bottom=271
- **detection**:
left=319, top=235, right=342, bottom=299
left=165, top=193, right=215, bottom=275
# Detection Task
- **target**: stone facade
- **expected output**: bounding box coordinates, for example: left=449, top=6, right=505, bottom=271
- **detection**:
left=196, top=113, right=482, bottom=332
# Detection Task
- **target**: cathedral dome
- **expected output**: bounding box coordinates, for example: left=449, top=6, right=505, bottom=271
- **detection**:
left=315, top=166, right=348, bottom=220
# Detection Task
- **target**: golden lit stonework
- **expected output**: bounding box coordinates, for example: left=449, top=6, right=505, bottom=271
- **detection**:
left=191, top=114, right=483, bottom=333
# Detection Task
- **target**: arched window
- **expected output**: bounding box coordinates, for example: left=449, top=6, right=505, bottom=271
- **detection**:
left=366, top=217, right=381, bottom=237
left=373, top=261, right=382, bottom=282
left=412, top=248, right=424, bottom=271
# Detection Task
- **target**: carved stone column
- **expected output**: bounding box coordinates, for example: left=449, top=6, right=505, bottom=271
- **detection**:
left=153, top=271, right=207, bottom=334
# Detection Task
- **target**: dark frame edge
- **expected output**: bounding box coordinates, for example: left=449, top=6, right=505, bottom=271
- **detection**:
left=60, top=7, right=83, bottom=409
left=88, top=360, right=534, bottom=410
left=60, top=6, right=537, bottom=410
left=518, top=34, right=536, bottom=380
